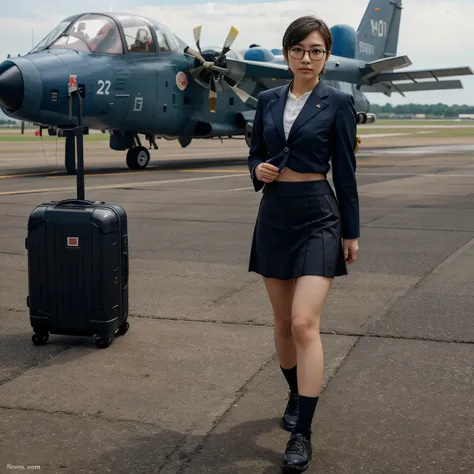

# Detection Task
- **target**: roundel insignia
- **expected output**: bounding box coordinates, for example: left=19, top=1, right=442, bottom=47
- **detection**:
left=176, top=71, right=188, bottom=91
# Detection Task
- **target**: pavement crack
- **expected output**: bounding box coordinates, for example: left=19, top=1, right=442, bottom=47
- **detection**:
left=129, top=313, right=272, bottom=327
left=210, top=280, right=254, bottom=305
left=0, top=346, right=74, bottom=388
left=162, top=353, right=278, bottom=474
left=129, top=216, right=252, bottom=225
left=359, top=234, right=474, bottom=331
left=363, top=224, right=474, bottom=233
left=320, top=336, right=362, bottom=392
left=321, top=329, right=474, bottom=345
left=0, top=405, right=164, bottom=427
left=0, top=307, right=25, bottom=313
left=128, top=315, right=474, bottom=344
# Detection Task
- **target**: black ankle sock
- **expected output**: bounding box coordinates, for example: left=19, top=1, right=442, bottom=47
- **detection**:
left=293, top=395, right=319, bottom=439
left=280, top=365, right=298, bottom=394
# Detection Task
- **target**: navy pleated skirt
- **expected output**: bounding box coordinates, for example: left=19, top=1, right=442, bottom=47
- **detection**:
left=248, top=179, right=347, bottom=279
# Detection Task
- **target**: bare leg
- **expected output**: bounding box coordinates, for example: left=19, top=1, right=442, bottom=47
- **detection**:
left=282, top=275, right=333, bottom=471
left=263, top=277, right=296, bottom=368
left=263, top=277, right=299, bottom=431
left=291, top=275, right=332, bottom=397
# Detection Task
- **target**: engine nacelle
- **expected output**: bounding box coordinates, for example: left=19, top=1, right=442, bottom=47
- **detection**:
left=356, top=112, right=376, bottom=124
left=244, top=47, right=275, bottom=62
left=330, top=24, right=357, bottom=59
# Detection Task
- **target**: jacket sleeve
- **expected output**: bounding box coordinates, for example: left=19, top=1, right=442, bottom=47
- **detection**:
left=247, top=92, right=268, bottom=192
left=331, top=93, right=360, bottom=239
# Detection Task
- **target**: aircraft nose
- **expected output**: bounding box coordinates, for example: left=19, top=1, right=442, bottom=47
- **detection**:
left=0, top=64, right=24, bottom=112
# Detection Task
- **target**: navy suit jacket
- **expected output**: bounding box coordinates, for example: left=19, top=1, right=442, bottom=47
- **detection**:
left=247, top=80, right=360, bottom=240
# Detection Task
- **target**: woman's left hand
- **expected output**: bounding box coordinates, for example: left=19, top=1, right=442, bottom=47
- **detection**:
left=343, top=238, right=359, bottom=264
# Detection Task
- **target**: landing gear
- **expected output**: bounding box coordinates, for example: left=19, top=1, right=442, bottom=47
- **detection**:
left=126, top=146, right=150, bottom=170
left=125, top=133, right=158, bottom=170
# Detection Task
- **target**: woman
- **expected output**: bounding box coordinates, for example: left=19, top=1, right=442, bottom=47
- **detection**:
left=247, top=15, right=360, bottom=471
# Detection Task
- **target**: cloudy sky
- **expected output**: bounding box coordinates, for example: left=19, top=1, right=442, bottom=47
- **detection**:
left=1, top=0, right=473, bottom=106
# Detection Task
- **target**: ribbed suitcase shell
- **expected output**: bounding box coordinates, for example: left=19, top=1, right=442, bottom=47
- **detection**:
left=26, top=199, right=129, bottom=347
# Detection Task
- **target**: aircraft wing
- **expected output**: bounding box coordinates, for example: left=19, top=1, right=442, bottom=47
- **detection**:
left=360, top=79, right=466, bottom=97
left=225, top=58, right=292, bottom=84
left=360, top=55, right=412, bottom=79
left=369, top=66, right=474, bottom=84
left=363, top=65, right=474, bottom=96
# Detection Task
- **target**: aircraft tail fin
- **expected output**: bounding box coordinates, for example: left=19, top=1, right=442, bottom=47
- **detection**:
left=357, top=0, right=403, bottom=62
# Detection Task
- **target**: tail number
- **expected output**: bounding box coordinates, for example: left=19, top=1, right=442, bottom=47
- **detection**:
left=371, top=19, right=387, bottom=37
left=97, top=80, right=111, bottom=95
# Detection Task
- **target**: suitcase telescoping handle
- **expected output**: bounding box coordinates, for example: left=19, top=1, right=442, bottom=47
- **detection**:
left=67, top=81, right=85, bottom=200
left=75, top=91, right=85, bottom=201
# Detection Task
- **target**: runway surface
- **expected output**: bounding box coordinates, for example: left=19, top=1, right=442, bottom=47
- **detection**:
left=1, top=136, right=473, bottom=473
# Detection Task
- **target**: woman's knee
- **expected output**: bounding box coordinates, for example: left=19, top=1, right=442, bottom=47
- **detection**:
left=291, top=312, right=320, bottom=345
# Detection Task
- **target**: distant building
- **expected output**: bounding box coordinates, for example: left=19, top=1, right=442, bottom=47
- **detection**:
left=458, top=114, right=474, bottom=120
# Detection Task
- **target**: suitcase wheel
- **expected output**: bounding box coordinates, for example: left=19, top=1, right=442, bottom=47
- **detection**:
left=32, top=330, right=49, bottom=346
left=116, top=321, right=129, bottom=336
left=95, top=332, right=114, bottom=349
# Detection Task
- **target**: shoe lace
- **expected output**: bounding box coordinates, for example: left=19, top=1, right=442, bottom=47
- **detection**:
left=286, top=434, right=307, bottom=454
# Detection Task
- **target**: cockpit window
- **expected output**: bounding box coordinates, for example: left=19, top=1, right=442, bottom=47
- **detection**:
left=50, top=14, right=123, bottom=55
left=29, top=19, right=73, bottom=53
left=154, top=22, right=180, bottom=52
left=121, top=17, right=156, bottom=53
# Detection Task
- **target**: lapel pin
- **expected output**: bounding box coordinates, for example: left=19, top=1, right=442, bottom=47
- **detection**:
left=316, top=104, right=321, bottom=108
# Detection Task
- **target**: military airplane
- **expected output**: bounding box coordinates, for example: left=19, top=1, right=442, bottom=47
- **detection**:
left=0, top=0, right=472, bottom=173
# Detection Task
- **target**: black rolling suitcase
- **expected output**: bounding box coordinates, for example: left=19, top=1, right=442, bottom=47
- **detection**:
left=25, top=85, right=129, bottom=349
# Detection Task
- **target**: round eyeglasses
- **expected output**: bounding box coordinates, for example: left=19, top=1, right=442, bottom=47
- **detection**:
left=289, top=47, right=326, bottom=61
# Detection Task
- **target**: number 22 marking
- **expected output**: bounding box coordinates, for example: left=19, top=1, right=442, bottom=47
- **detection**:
left=97, top=80, right=111, bottom=95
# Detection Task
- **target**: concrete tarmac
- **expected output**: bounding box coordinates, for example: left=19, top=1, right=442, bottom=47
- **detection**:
left=0, top=136, right=473, bottom=473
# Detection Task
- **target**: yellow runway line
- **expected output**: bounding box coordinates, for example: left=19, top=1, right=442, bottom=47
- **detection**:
left=45, top=168, right=247, bottom=179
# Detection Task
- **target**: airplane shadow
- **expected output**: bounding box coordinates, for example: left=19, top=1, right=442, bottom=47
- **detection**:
left=4, top=157, right=248, bottom=179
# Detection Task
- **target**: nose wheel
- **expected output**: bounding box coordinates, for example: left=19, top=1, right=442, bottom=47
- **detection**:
left=126, top=146, right=150, bottom=170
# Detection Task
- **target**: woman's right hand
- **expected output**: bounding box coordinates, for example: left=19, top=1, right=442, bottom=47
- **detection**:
left=255, top=163, right=280, bottom=183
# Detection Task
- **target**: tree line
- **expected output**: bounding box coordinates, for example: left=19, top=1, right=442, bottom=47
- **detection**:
left=369, top=102, right=474, bottom=117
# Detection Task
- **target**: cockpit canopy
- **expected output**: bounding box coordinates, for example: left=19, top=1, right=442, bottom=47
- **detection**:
left=30, top=13, right=183, bottom=55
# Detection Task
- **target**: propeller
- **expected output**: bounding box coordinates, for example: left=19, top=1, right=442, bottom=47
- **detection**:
left=184, top=25, right=257, bottom=112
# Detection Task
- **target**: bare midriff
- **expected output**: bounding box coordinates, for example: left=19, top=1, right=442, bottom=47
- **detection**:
left=276, top=167, right=326, bottom=182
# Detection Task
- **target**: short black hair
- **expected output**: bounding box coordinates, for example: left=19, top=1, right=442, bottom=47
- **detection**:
left=282, top=15, right=332, bottom=53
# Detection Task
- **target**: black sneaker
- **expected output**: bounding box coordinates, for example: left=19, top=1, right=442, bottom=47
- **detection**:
left=281, top=432, right=312, bottom=472
left=282, top=391, right=299, bottom=431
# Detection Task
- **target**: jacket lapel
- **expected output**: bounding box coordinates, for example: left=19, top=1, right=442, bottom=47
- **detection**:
left=288, top=80, right=330, bottom=141
left=270, top=82, right=291, bottom=144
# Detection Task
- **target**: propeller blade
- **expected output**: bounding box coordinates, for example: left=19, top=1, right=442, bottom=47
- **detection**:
left=209, top=76, right=217, bottom=113
left=209, top=65, right=229, bottom=75
left=221, top=26, right=239, bottom=57
left=184, top=45, right=205, bottom=63
left=224, top=80, right=258, bottom=108
left=222, top=75, right=237, bottom=87
left=189, top=65, right=206, bottom=78
left=193, top=26, right=203, bottom=54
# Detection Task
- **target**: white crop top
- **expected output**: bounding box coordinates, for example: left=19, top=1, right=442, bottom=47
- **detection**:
left=283, top=88, right=312, bottom=140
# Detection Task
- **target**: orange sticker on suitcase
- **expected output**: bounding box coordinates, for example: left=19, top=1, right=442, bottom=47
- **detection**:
left=67, top=237, right=79, bottom=247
